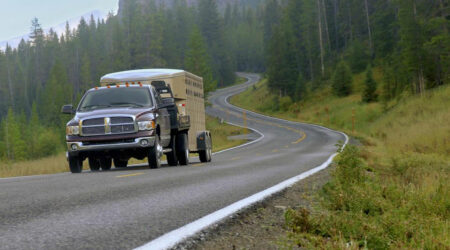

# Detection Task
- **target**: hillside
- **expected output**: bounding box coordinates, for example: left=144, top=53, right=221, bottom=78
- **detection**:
left=231, top=75, right=450, bottom=248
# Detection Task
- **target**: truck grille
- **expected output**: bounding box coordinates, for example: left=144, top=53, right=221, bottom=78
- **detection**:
left=81, top=116, right=136, bottom=136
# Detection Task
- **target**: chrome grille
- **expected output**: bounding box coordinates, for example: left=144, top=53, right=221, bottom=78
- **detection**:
left=111, top=117, right=133, bottom=124
left=80, top=116, right=136, bottom=136
left=83, top=118, right=104, bottom=126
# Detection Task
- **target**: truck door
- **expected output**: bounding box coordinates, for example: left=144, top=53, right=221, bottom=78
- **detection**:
left=153, top=88, right=171, bottom=146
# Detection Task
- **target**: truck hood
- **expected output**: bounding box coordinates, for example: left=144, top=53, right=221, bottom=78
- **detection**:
left=72, top=107, right=155, bottom=122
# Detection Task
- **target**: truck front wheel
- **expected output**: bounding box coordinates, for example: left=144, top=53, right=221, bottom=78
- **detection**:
left=69, top=155, right=83, bottom=173
left=148, top=136, right=162, bottom=169
left=176, top=133, right=189, bottom=166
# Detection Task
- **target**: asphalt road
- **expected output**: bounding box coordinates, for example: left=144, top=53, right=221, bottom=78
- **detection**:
left=0, top=73, right=345, bottom=250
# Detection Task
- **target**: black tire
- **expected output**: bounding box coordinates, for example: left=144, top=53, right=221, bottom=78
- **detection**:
left=166, top=135, right=178, bottom=166
left=176, top=133, right=189, bottom=166
left=148, top=136, right=162, bottom=169
left=113, top=158, right=128, bottom=168
left=199, top=150, right=207, bottom=162
left=88, top=157, right=100, bottom=171
left=69, top=155, right=83, bottom=173
left=100, top=157, right=112, bottom=170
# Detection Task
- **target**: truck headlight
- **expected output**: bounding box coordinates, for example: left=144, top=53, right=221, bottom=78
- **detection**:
left=66, top=125, right=80, bottom=135
left=138, top=121, right=155, bottom=131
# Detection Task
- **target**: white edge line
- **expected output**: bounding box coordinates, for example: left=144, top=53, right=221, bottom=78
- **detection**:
left=136, top=133, right=348, bottom=250
left=211, top=121, right=264, bottom=155
left=136, top=74, right=349, bottom=250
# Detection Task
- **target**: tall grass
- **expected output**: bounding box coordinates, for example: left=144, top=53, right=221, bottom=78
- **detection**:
left=231, top=74, right=450, bottom=248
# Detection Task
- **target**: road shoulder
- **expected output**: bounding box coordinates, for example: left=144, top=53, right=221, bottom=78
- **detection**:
left=176, top=167, right=332, bottom=250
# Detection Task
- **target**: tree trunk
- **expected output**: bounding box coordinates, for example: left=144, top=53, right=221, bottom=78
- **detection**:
left=6, top=55, right=15, bottom=111
left=347, top=2, right=353, bottom=43
left=317, top=0, right=325, bottom=77
left=364, top=0, right=373, bottom=55
left=321, top=0, right=331, bottom=51
left=333, top=0, right=339, bottom=50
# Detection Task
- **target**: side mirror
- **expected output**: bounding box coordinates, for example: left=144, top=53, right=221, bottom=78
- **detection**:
left=162, top=98, right=174, bottom=105
left=61, top=104, right=74, bottom=114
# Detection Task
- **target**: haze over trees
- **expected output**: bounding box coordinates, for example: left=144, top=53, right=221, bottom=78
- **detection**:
left=0, top=0, right=448, bottom=162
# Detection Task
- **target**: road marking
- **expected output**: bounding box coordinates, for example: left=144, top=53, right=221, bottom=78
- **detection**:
left=285, top=145, right=289, bottom=148
left=272, top=149, right=279, bottom=153
left=192, top=163, right=204, bottom=167
left=116, top=172, right=145, bottom=178
left=136, top=132, right=349, bottom=250
left=292, top=132, right=307, bottom=144
left=231, top=157, right=241, bottom=161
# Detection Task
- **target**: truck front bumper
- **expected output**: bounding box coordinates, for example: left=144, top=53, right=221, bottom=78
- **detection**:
left=66, top=136, right=155, bottom=153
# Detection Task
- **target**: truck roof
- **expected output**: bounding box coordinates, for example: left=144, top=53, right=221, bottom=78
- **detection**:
left=100, top=69, right=201, bottom=83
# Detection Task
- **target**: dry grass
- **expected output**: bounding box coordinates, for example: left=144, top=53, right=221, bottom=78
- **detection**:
left=0, top=115, right=247, bottom=178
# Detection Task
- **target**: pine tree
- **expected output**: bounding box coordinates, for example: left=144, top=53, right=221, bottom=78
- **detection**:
left=185, top=27, right=216, bottom=93
left=362, top=65, right=378, bottom=102
left=332, top=60, right=352, bottom=97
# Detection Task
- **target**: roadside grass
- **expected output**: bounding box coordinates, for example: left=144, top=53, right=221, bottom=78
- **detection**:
left=231, top=74, right=450, bottom=248
left=0, top=115, right=248, bottom=178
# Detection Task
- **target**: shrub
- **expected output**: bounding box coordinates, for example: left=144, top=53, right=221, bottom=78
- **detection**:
left=279, top=96, right=293, bottom=111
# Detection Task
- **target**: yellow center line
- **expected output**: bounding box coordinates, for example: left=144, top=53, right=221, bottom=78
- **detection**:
left=285, top=145, right=289, bottom=148
left=231, top=157, right=241, bottom=161
left=272, top=149, right=279, bottom=153
left=192, top=163, right=205, bottom=167
left=292, top=131, right=307, bottom=144
left=116, top=172, right=145, bottom=178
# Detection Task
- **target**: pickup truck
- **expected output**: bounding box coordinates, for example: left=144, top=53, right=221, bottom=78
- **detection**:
left=62, top=69, right=212, bottom=173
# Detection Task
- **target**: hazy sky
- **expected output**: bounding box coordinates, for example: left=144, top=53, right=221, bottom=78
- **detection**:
left=0, top=0, right=119, bottom=41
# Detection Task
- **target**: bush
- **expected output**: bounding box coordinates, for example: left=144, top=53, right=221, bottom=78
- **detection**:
left=279, top=96, right=293, bottom=111
left=332, top=61, right=353, bottom=97
left=35, top=130, right=61, bottom=158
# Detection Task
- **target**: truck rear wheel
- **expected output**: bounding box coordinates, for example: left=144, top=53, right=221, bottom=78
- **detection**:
left=88, top=157, right=100, bottom=171
left=69, top=155, right=83, bottom=173
left=176, top=133, right=189, bottom=166
left=100, top=157, right=112, bottom=170
left=114, top=158, right=128, bottom=168
left=166, top=135, right=178, bottom=166
left=148, top=136, right=162, bottom=169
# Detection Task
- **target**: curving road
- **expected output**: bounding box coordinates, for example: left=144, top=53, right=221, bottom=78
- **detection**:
left=0, top=73, right=345, bottom=250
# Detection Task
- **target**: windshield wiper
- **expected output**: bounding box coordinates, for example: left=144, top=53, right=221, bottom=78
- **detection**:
left=110, top=102, right=145, bottom=108
left=80, top=104, right=112, bottom=111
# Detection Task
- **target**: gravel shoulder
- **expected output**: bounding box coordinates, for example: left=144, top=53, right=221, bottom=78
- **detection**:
left=176, top=167, right=332, bottom=250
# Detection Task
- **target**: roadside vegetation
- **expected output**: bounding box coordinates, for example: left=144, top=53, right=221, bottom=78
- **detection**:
left=0, top=115, right=247, bottom=178
left=231, top=76, right=450, bottom=248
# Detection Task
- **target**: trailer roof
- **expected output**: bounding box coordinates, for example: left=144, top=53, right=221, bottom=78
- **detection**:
left=100, top=69, right=188, bottom=83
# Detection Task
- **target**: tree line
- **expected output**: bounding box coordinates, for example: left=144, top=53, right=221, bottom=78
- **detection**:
left=0, top=0, right=265, bottom=162
left=265, top=0, right=449, bottom=103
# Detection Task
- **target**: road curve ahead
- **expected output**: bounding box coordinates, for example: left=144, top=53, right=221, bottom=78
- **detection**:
left=0, top=73, right=345, bottom=250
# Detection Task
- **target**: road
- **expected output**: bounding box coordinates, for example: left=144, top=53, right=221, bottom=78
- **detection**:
left=0, top=73, right=345, bottom=250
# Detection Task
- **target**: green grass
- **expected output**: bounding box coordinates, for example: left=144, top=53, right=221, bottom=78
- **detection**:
left=231, top=72, right=450, bottom=249
left=0, top=115, right=247, bottom=178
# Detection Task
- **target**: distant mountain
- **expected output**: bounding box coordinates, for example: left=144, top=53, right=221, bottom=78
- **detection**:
left=117, top=0, right=263, bottom=16
left=0, top=10, right=106, bottom=50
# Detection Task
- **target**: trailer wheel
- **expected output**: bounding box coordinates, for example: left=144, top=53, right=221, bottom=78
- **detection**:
left=113, top=158, right=128, bottom=168
left=148, top=136, right=162, bottom=169
left=100, top=157, right=112, bottom=170
left=176, top=133, right=189, bottom=166
left=88, top=157, right=100, bottom=171
left=166, top=135, right=178, bottom=166
left=199, top=134, right=212, bottom=163
left=69, top=155, right=83, bottom=173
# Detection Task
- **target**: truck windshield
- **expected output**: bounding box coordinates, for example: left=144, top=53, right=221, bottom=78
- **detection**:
left=78, top=88, right=153, bottom=111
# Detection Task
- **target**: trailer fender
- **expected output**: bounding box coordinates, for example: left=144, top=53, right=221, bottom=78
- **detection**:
left=196, top=131, right=212, bottom=151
